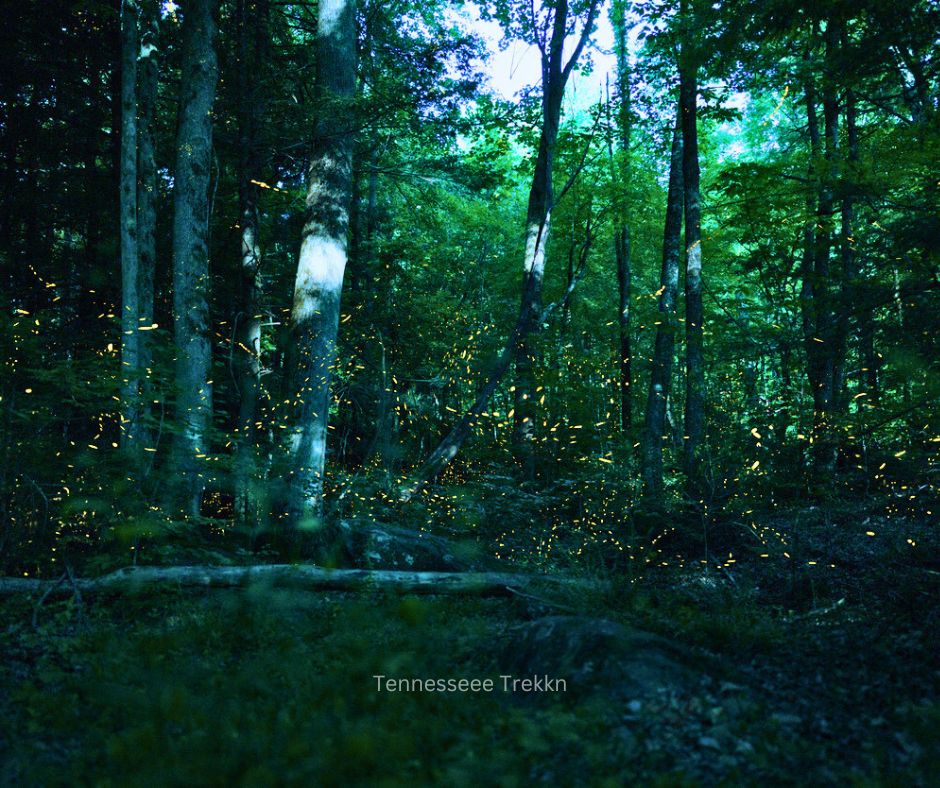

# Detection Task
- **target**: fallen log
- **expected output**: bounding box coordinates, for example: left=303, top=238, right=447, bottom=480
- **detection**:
left=0, top=564, right=606, bottom=599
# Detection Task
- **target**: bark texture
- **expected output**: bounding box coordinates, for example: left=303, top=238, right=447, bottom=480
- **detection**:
left=283, top=0, right=357, bottom=525
left=836, top=76, right=859, bottom=414
left=136, top=0, right=159, bottom=443
left=233, top=0, right=268, bottom=524
left=800, top=26, right=842, bottom=476
left=511, top=2, right=569, bottom=480
left=679, top=28, right=706, bottom=494
left=170, top=0, right=219, bottom=516
left=119, top=0, right=140, bottom=450
left=611, top=0, right=632, bottom=432
left=641, top=116, right=683, bottom=503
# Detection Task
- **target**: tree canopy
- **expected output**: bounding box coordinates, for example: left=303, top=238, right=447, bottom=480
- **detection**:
left=0, top=0, right=938, bottom=782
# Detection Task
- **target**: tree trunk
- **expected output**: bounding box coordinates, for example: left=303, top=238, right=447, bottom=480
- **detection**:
left=511, top=80, right=560, bottom=481
left=615, top=230, right=632, bottom=431
left=799, top=25, right=843, bottom=479
left=282, top=0, right=357, bottom=525
left=641, top=114, right=683, bottom=504
left=679, top=31, right=705, bottom=495
left=810, top=25, right=841, bottom=474
left=137, top=0, right=159, bottom=446
left=835, top=82, right=858, bottom=415
left=402, top=0, right=598, bottom=497
left=169, top=0, right=219, bottom=516
left=119, top=0, right=140, bottom=452
left=511, top=0, right=600, bottom=481
left=370, top=333, right=399, bottom=473
left=233, top=0, right=267, bottom=525
left=799, top=68, right=821, bottom=427
left=611, top=0, right=632, bottom=433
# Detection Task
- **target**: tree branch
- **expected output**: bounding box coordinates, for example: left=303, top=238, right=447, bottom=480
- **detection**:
left=562, top=0, right=600, bottom=82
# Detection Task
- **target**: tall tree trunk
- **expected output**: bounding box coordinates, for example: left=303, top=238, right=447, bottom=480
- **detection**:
left=835, top=80, right=858, bottom=415
left=119, top=0, right=141, bottom=452
left=562, top=232, right=575, bottom=331
left=110, top=0, right=122, bottom=201
left=510, top=156, right=552, bottom=481
left=679, top=23, right=705, bottom=495
left=407, top=0, right=598, bottom=496
left=611, top=0, right=632, bottom=433
left=509, top=0, right=599, bottom=480
left=641, top=113, right=683, bottom=504
left=233, top=0, right=268, bottom=524
left=370, top=332, right=399, bottom=474
left=511, top=76, right=561, bottom=482
left=799, top=26, right=841, bottom=478
left=169, top=0, right=219, bottom=516
left=799, top=67, right=821, bottom=420
left=282, top=0, right=357, bottom=525
left=810, top=24, right=841, bottom=473
left=137, top=0, right=159, bottom=446
left=615, top=229, right=632, bottom=431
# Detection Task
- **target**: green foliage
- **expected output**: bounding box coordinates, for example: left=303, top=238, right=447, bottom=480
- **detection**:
left=1, top=0, right=939, bottom=780
left=2, top=593, right=626, bottom=786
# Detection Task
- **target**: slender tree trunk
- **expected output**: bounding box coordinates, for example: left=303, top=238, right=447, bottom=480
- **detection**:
left=739, top=296, right=760, bottom=413
left=366, top=161, right=378, bottom=257
left=800, top=73, right=827, bottom=473
left=511, top=81, right=561, bottom=481
left=511, top=176, right=550, bottom=481
left=169, top=0, right=219, bottom=516
left=404, top=0, right=598, bottom=497
left=282, top=0, right=357, bottom=525
left=611, top=0, right=632, bottom=433
left=233, top=0, right=267, bottom=524
left=641, top=114, right=683, bottom=503
left=119, top=0, right=141, bottom=451
left=110, top=0, right=122, bottom=200
left=861, top=327, right=878, bottom=402
left=234, top=209, right=262, bottom=519
left=563, top=233, right=575, bottom=331
left=810, top=24, right=840, bottom=473
left=83, top=68, right=104, bottom=324
left=137, top=0, right=159, bottom=446
left=835, top=82, right=858, bottom=415
left=615, top=229, right=632, bottom=431
left=679, top=31, right=705, bottom=494
left=799, top=68, right=821, bottom=423
left=511, top=0, right=598, bottom=481
left=892, top=267, right=912, bottom=408
left=370, top=333, right=399, bottom=473
left=799, top=26, right=841, bottom=477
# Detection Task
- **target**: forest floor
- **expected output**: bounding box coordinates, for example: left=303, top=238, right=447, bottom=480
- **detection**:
left=0, top=505, right=938, bottom=786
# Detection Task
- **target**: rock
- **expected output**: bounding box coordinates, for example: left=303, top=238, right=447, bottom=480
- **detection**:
left=337, top=520, right=493, bottom=572
left=498, top=615, right=696, bottom=698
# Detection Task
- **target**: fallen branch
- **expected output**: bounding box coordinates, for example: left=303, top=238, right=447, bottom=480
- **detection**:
left=0, top=564, right=605, bottom=599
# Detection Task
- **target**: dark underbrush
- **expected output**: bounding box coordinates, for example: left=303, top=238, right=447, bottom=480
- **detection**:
left=1, top=499, right=937, bottom=785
